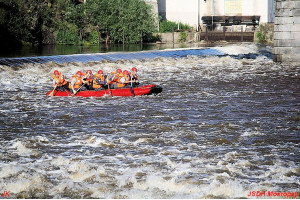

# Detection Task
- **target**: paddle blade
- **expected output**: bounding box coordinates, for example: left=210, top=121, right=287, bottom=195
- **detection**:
left=49, top=90, right=55, bottom=96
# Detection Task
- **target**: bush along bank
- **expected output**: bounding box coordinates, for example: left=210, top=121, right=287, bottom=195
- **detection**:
left=0, top=0, right=158, bottom=48
left=255, top=23, right=274, bottom=45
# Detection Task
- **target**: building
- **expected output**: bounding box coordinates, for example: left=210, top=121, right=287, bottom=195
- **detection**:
left=156, top=0, right=275, bottom=30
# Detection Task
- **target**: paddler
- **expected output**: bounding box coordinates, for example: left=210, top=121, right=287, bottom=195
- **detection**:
left=52, top=70, right=69, bottom=91
left=93, top=70, right=107, bottom=91
left=82, top=70, right=93, bottom=90
left=116, top=70, right=131, bottom=88
left=69, top=71, right=87, bottom=94
left=131, top=67, right=139, bottom=87
left=107, top=68, right=122, bottom=89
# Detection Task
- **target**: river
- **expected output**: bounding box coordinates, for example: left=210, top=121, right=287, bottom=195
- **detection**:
left=0, top=44, right=299, bottom=198
left=1, top=43, right=206, bottom=59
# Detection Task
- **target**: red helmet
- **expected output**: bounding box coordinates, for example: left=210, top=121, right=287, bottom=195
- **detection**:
left=54, top=70, right=60, bottom=75
left=132, top=67, right=137, bottom=72
left=86, top=70, right=92, bottom=74
left=97, top=70, right=103, bottom=74
left=116, top=69, right=122, bottom=74
left=76, top=71, right=82, bottom=76
left=123, top=70, right=129, bottom=75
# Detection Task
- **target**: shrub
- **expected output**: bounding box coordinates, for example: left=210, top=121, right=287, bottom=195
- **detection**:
left=256, top=23, right=274, bottom=44
left=159, top=20, right=192, bottom=33
left=88, top=30, right=100, bottom=45
left=179, top=32, right=188, bottom=42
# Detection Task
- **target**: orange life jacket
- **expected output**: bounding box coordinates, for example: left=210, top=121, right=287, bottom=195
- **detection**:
left=108, top=72, right=118, bottom=84
left=69, top=75, right=83, bottom=89
left=93, top=74, right=105, bottom=89
left=52, top=73, right=67, bottom=87
left=82, top=73, right=93, bottom=86
left=117, top=73, right=130, bottom=88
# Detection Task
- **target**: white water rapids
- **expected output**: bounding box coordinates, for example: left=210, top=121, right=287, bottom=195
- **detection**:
left=0, top=44, right=299, bottom=198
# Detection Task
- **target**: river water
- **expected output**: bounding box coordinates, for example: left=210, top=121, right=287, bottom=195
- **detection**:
left=0, top=45, right=299, bottom=198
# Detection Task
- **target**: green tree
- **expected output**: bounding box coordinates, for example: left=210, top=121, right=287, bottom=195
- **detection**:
left=109, top=0, right=156, bottom=44
left=65, top=2, right=87, bottom=42
left=86, top=0, right=114, bottom=44
left=127, top=0, right=156, bottom=44
left=0, top=0, right=72, bottom=46
left=0, top=0, right=158, bottom=48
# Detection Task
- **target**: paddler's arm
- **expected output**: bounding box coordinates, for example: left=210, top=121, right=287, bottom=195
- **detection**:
left=71, top=78, right=76, bottom=93
left=96, top=78, right=106, bottom=85
left=52, top=79, right=56, bottom=87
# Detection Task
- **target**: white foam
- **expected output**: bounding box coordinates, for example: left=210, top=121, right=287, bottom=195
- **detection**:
left=51, top=156, right=70, bottom=166
left=71, top=169, right=97, bottom=182
left=241, top=131, right=265, bottom=137
left=11, top=141, right=33, bottom=156
left=80, top=136, right=115, bottom=147
left=68, top=161, right=89, bottom=172
left=204, top=179, right=248, bottom=198
left=0, top=165, right=22, bottom=179
left=214, top=44, right=258, bottom=55
left=4, top=174, right=44, bottom=194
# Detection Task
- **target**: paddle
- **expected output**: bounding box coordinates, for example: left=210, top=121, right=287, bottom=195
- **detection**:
left=129, top=75, right=135, bottom=97
left=73, top=82, right=86, bottom=95
left=49, top=85, right=57, bottom=96
left=106, top=73, right=112, bottom=96
left=107, top=82, right=112, bottom=96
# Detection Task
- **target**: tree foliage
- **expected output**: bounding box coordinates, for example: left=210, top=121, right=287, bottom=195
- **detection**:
left=0, top=0, right=158, bottom=48
left=159, top=20, right=192, bottom=33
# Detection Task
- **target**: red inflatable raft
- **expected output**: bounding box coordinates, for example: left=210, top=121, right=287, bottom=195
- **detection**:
left=46, top=84, right=162, bottom=97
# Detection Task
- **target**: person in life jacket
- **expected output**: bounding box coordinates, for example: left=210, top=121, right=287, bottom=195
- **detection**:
left=52, top=70, right=69, bottom=91
left=82, top=70, right=93, bottom=90
left=108, top=68, right=122, bottom=89
left=93, top=70, right=107, bottom=91
left=69, top=71, right=87, bottom=94
left=116, top=70, right=131, bottom=88
left=130, top=67, right=139, bottom=87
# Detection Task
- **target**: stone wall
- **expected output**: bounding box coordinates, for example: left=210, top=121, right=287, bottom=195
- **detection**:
left=273, top=0, right=300, bottom=63
left=158, top=32, right=180, bottom=43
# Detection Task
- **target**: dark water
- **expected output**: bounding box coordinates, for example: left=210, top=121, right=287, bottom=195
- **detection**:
left=0, top=43, right=205, bottom=59
left=0, top=46, right=299, bottom=198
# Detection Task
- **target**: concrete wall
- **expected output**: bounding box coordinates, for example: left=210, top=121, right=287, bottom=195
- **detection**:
left=144, top=0, right=159, bottom=17
left=158, top=32, right=180, bottom=43
left=144, top=0, right=159, bottom=30
left=273, top=0, right=300, bottom=63
left=158, top=0, right=273, bottom=29
left=165, top=0, right=199, bottom=28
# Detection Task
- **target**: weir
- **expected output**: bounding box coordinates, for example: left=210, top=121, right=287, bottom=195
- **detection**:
left=0, top=48, right=226, bottom=66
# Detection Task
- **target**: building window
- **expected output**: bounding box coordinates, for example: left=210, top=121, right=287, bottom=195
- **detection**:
left=225, top=0, right=242, bottom=15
